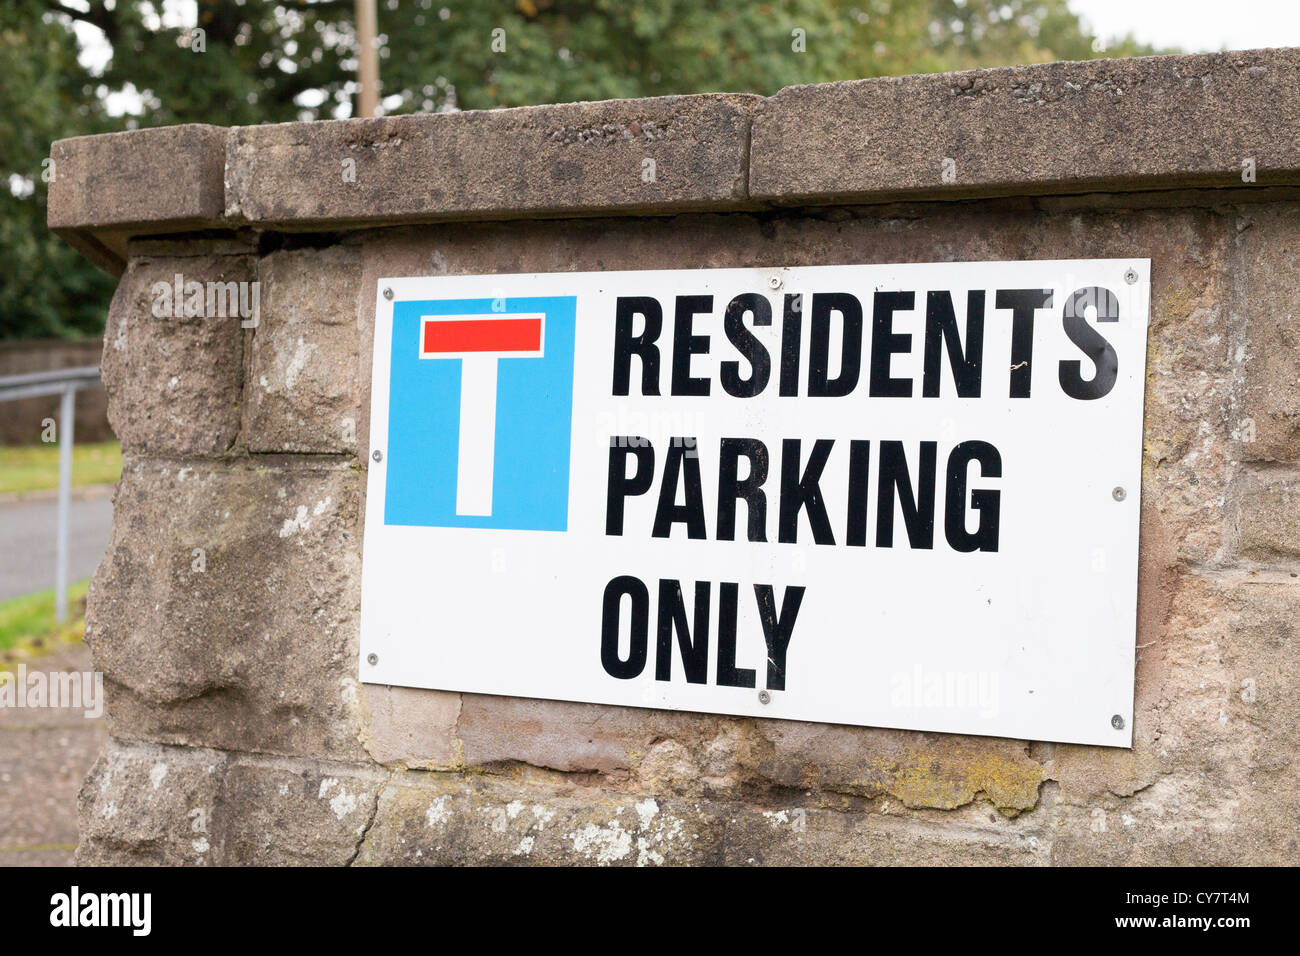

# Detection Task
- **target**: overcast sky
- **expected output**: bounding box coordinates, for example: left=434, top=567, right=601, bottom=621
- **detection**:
left=1071, top=0, right=1300, bottom=52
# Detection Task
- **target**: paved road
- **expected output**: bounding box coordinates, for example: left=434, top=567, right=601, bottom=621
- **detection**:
left=0, top=493, right=114, bottom=865
left=0, top=495, right=114, bottom=601
left=0, top=642, right=106, bottom=865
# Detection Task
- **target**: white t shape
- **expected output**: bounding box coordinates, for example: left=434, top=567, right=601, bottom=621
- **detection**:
left=418, top=312, right=546, bottom=519
left=456, top=355, right=498, bottom=516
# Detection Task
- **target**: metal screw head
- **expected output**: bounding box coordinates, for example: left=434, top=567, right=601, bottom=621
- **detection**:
left=366, top=653, right=379, bottom=666
left=383, top=287, right=394, bottom=300
left=1123, top=268, right=1138, bottom=285
left=768, top=275, right=783, bottom=290
left=1112, top=486, right=1126, bottom=502
left=372, top=449, right=383, bottom=462
left=1111, top=714, right=1125, bottom=730
left=758, top=690, right=772, bottom=705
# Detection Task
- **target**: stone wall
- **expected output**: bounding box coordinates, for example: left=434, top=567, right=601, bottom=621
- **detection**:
left=52, top=49, right=1300, bottom=865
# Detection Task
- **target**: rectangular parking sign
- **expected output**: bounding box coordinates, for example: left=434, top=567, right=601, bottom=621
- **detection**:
left=360, top=260, right=1150, bottom=747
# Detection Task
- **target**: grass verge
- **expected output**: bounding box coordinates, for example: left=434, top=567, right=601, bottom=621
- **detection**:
left=0, top=580, right=89, bottom=661
left=0, top=441, right=122, bottom=495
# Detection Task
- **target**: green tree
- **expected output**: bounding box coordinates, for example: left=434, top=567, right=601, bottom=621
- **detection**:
left=0, top=0, right=117, bottom=339
left=921, top=0, right=1155, bottom=72
left=3, top=0, right=1162, bottom=341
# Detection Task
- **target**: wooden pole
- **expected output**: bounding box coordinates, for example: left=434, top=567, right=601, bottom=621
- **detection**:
left=356, top=0, right=380, bottom=117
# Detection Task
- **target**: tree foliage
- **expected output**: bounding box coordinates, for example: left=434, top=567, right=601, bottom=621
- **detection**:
left=1, top=1, right=116, bottom=339
left=2, top=0, right=1162, bottom=340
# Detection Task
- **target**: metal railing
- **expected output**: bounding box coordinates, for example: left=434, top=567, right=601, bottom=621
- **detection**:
left=0, top=366, right=104, bottom=623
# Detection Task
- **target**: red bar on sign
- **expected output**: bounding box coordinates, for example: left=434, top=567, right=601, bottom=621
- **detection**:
left=422, top=317, right=542, bottom=354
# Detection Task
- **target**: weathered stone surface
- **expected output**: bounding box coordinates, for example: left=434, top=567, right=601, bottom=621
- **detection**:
left=211, top=758, right=383, bottom=865
left=720, top=804, right=1048, bottom=865
left=453, top=694, right=1048, bottom=812
left=1047, top=797, right=1277, bottom=866
left=1212, top=576, right=1300, bottom=756
left=77, top=739, right=385, bottom=866
left=128, top=235, right=257, bottom=259
left=1232, top=205, right=1300, bottom=461
left=100, top=254, right=250, bottom=457
left=751, top=49, right=1300, bottom=205
left=355, top=773, right=722, bottom=866
left=1049, top=572, right=1299, bottom=864
left=359, top=685, right=461, bottom=769
left=755, top=725, right=1045, bottom=814
left=457, top=694, right=691, bottom=777
left=45, top=50, right=1300, bottom=281
left=77, top=740, right=225, bottom=866
left=1041, top=746, right=1161, bottom=805
left=247, top=245, right=363, bottom=454
left=350, top=770, right=1050, bottom=866
left=48, top=124, right=226, bottom=231
left=49, top=124, right=227, bottom=274
left=226, top=94, right=758, bottom=228
left=85, top=458, right=366, bottom=761
left=1237, top=469, right=1300, bottom=561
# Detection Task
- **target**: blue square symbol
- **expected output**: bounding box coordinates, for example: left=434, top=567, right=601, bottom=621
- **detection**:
left=384, top=296, right=577, bottom=531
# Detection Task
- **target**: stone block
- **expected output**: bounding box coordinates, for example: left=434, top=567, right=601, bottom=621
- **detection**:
left=752, top=50, right=1300, bottom=204
left=226, top=94, right=758, bottom=227
left=85, top=458, right=366, bottom=761
left=48, top=124, right=226, bottom=231
left=101, top=254, right=250, bottom=457
left=247, top=245, right=363, bottom=454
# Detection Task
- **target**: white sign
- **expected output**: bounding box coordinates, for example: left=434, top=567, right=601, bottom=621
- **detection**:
left=360, top=259, right=1149, bottom=747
